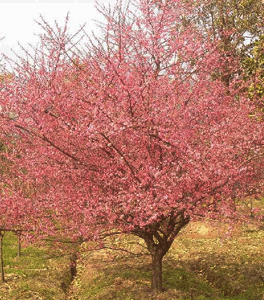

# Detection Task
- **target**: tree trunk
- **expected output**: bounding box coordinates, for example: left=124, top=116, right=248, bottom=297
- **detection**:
left=151, top=250, right=163, bottom=293
left=0, top=232, right=5, bottom=282
left=133, top=210, right=190, bottom=293
left=17, top=232, right=21, bottom=258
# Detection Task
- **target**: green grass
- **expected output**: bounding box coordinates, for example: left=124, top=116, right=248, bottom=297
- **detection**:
left=1, top=221, right=264, bottom=299
left=68, top=222, right=264, bottom=300
left=0, top=232, right=73, bottom=300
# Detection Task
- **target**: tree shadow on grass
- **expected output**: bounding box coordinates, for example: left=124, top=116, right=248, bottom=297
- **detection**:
left=166, top=252, right=264, bottom=300
left=79, top=256, right=219, bottom=299
left=80, top=252, right=264, bottom=300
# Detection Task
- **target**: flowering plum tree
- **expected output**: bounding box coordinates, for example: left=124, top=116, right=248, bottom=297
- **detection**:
left=0, top=0, right=264, bottom=292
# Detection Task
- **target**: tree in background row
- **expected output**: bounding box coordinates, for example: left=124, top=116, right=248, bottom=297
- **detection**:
left=243, top=35, right=264, bottom=106
left=0, top=0, right=264, bottom=293
left=191, top=0, right=264, bottom=86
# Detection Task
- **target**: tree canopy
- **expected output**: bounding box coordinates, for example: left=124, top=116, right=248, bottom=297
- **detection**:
left=0, top=0, right=264, bottom=292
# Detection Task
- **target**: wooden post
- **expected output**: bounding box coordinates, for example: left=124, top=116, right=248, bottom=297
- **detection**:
left=17, top=231, right=21, bottom=258
left=0, top=231, right=5, bottom=282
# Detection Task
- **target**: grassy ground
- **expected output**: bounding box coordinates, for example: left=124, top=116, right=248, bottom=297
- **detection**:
left=0, top=220, right=264, bottom=299
left=0, top=233, right=75, bottom=300
left=68, top=221, right=264, bottom=300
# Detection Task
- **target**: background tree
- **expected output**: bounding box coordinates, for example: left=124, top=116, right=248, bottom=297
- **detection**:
left=190, top=0, right=264, bottom=87
left=0, top=0, right=264, bottom=293
left=243, top=35, right=264, bottom=104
